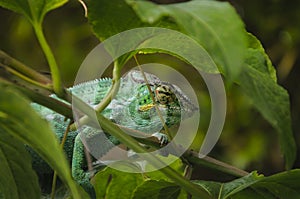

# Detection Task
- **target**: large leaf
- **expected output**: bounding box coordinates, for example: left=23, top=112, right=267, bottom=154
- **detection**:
left=0, top=129, right=40, bottom=199
left=92, top=159, right=189, bottom=199
left=145, top=155, right=186, bottom=182
left=92, top=27, right=219, bottom=73
left=92, top=163, right=144, bottom=199
left=126, top=0, right=247, bottom=80
left=133, top=180, right=182, bottom=199
left=194, top=172, right=263, bottom=199
left=238, top=34, right=296, bottom=169
left=88, top=0, right=145, bottom=41
left=0, top=0, right=67, bottom=25
left=245, top=33, right=277, bottom=81
left=0, top=84, right=88, bottom=198
left=194, top=170, right=300, bottom=199
left=88, top=0, right=246, bottom=79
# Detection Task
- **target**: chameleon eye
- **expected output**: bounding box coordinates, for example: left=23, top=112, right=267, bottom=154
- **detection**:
left=155, top=84, right=176, bottom=105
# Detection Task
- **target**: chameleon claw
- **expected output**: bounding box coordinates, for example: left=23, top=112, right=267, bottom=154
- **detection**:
left=152, top=132, right=169, bottom=146
left=109, top=118, right=116, bottom=123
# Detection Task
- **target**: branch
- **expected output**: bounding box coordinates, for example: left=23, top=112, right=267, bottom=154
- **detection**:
left=0, top=50, right=52, bottom=85
left=184, top=151, right=249, bottom=177
left=0, top=77, right=73, bottom=119
left=0, top=63, right=52, bottom=90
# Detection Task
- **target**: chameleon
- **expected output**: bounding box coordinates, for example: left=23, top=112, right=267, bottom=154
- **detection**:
left=29, top=70, right=197, bottom=197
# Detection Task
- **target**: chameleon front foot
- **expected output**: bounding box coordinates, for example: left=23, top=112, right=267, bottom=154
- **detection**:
left=152, top=132, right=169, bottom=146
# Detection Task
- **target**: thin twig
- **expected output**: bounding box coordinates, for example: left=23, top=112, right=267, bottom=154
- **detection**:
left=133, top=55, right=172, bottom=140
left=33, top=23, right=64, bottom=97
left=78, top=0, right=88, bottom=17
left=184, top=150, right=249, bottom=177
left=51, top=121, right=72, bottom=199
left=69, top=61, right=122, bottom=130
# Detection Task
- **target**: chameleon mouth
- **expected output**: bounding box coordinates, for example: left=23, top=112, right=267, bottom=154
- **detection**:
left=138, top=103, right=155, bottom=111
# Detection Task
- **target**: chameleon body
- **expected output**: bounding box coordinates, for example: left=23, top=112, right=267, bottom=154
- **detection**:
left=30, top=70, right=197, bottom=196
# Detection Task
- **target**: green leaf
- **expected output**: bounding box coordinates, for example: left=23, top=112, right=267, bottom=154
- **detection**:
left=0, top=0, right=68, bottom=25
left=92, top=163, right=144, bottom=199
left=127, top=0, right=247, bottom=80
left=99, top=27, right=219, bottom=73
left=194, top=172, right=263, bottom=199
left=0, top=84, right=88, bottom=199
left=88, top=0, right=145, bottom=41
left=0, top=0, right=66, bottom=96
left=239, top=65, right=296, bottom=169
left=88, top=0, right=219, bottom=72
left=194, top=170, right=300, bottom=198
left=88, top=0, right=246, bottom=78
left=237, top=35, right=296, bottom=169
left=245, top=33, right=277, bottom=81
left=145, top=155, right=186, bottom=181
left=0, top=128, right=40, bottom=199
left=235, top=169, right=300, bottom=198
left=133, top=180, right=182, bottom=199
left=88, top=0, right=146, bottom=67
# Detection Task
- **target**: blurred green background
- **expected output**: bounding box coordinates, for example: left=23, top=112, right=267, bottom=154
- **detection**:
left=0, top=0, right=299, bottom=178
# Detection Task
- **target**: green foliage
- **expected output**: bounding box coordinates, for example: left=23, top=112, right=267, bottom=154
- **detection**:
left=89, top=0, right=247, bottom=80
left=0, top=0, right=66, bottom=95
left=0, top=85, right=88, bottom=198
left=133, top=180, right=182, bottom=199
left=88, top=0, right=295, bottom=169
left=92, top=164, right=144, bottom=198
left=0, top=0, right=67, bottom=25
left=194, top=172, right=263, bottom=198
left=0, top=0, right=298, bottom=198
left=0, top=127, right=40, bottom=199
left=93, top=167, right=300, bottom=199
left=245, top=33, right=277, bottom=81
left=88, top=0, right=219, bottom=72
left=126, top=0, right=247, bottom=80
left=88, top=0, right=145, bottom=41
left=238, top=34, right=296, bottom=169
left=92, top=159, right=189, bottom=199
left=194, top=169, right=300, bottom=198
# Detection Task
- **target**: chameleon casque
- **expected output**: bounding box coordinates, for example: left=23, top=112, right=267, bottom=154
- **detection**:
left=29, top=70, right=197, bottom=196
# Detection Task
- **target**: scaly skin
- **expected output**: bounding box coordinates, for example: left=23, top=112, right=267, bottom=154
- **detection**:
left=30, top=70, right=197, bottom=196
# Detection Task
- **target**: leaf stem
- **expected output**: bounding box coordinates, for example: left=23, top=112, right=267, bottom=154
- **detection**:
left=69, top=61, right=122, bottom=130
left=33, top=23, right=64, bottom=97
left=51, top=121, right=72, bottom=199
left=95, top=61, right=121, bottom=112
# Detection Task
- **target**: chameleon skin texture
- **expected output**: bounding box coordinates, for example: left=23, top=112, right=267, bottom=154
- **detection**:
left=30, top=70, right=197, bottom=196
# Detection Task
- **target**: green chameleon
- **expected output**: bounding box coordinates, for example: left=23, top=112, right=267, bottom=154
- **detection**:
left=29, top=70, right=197, bottom=196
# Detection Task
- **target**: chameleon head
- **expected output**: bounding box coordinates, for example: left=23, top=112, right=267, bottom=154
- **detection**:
left=154, top=84, right=178, bottom=105
left=125, top=70, right=198, bottom=134
left=132, top=83, right=182, bottom=129
left=137, top=84, right=180, bottom=112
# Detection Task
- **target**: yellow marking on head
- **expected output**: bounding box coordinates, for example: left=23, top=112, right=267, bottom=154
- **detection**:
left=139, top=103, right=155, bottom=111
